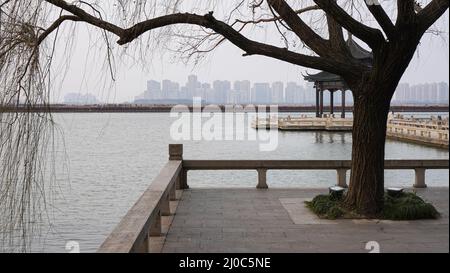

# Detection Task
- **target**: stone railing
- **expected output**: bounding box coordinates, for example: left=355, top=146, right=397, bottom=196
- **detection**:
left=387, top=120, right=449, bottom=149
left=387, top=123, right=449, bottom=140
left=276, top=117, right=353, bottom=131
left=389, top=121, right=449, bottom=130
left=183, top=158, right=448, bottom=189
left=97, top=145, right=186, bottom=253
left=97, top=144, right=449, bottom=253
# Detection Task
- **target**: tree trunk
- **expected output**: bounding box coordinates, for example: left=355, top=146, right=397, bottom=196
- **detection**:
left=344, top=84, right=392, bottom=216
left=343, top=36, right=420, bottom=215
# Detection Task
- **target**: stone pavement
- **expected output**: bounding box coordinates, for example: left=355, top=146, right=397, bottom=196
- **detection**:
left=160, top=188, right=449, bottom=253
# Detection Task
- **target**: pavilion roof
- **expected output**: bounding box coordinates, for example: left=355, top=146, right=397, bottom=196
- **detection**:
left=304, top=35, right=373, bottom=83
left=346, top=34, right=373, bottom=60
left=303, top=71, right=342, bottom=82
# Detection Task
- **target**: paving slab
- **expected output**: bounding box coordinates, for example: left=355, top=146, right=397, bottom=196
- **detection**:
left=161, top=187, right=449, bottom=253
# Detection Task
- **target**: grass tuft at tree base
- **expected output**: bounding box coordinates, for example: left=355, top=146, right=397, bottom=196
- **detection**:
left=382, top=192, right=440, bottom=220
left=305, top=194, right=344, bottom=219
left=305, top=191, right=440, bottom=220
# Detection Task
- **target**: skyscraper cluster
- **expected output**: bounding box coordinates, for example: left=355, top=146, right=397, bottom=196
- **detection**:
left=393, top=82, right=449, bottom=105
left=64, top=93, right=100, bottom=105
left=134, top=75, right=319, bottom=105
left=134, top=75, right=449, bottom=106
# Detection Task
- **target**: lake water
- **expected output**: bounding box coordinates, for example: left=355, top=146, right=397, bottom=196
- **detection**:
left=9, top=112, right=449, bottom=252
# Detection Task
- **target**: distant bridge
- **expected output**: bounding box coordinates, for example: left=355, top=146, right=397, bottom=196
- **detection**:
left=1, top=104, right=449, bottom=113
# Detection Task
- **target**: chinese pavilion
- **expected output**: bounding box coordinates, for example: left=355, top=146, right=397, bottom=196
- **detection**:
left=304, top=35, right=373, bottom=118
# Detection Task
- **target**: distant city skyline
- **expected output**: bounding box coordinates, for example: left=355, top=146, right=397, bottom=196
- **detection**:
left=134, top=75, right=341, bottom=105
left=394, top=82, right=449, bottom=105
left=64, top=93, right=101, bottom=105
left=62, top=76, right=449, bottom=106
left=130, top=76, right=449, bottom=106
left=50, top=11, right=448, bottom=104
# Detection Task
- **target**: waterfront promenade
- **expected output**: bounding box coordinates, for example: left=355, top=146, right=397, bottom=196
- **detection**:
left=159, top=188, right=448, bottom=253
left=98, top=145, right=449, bottom=253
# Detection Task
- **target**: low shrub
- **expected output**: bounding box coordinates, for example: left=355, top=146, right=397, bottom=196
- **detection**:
left=306, top=191, right=440, bottom=220
left=305, top=195, right=342, bottom=219
left=382, top=192, right=440, bottom=220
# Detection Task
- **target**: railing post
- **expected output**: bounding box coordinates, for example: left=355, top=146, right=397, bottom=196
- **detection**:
left=336, top=169, right=348, bottom=188
left=414, top=168, right=427, bottom=188
left=256, top=168, right=268, bottom=189
left=175, top=174, right=181, bottom=190
left=169, top=144, right=189, bottom=189
left=170, top=177, right=178, bottom=201
left=180, top=169, right=189, bottom=190
left=161, top=194, right=171, bottom=216
left=149, top=211, right=162, bottom=236
left=169, top=144, right=183, bottom=161
left=134, top=236, right=149, bottom=253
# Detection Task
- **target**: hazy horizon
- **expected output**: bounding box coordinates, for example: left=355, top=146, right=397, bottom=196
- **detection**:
left=59, top=77, right=449, bottom=104
left=48, top=5, right=449, bottom=104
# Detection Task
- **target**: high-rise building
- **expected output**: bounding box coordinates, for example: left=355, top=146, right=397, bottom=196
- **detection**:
left=429, top=83, right=438, bottom=104
left=252, top=83, right=271, bottom=104
left=392, top=82, right=449, bottom=105
left=304, top=83, right=316, bottom=105
left=144, top=80, right=162, bottom=100
left=393, top=83, right=410, bottom=104
left=212, top=80, right=231, bottom=104
left=297, top=85, right=306, bottom=105
left=234, top=80, right=251, bottom=104
left=285, top=82, right=301, bottom=104
left=64, top=93, right=99, bottom=105
left=147, top=80, right=161, bottom=92
left=271, top=82, right=284, bottom=104
left=201, top=83, right=213, bottom=103
left=438, top=82, right=449, bottom=104
left=186, top=75, right=201, bottom=99
left=162, top=80, right=180, bottom=100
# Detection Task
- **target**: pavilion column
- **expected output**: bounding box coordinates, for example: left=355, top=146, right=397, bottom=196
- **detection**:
left=319, top=90, right=324, bottom=118
left=341, top=90, right=346, bottom=119
left=330, top=90, right=334, bottom=116
left=315, top=87, right=320, bottom=118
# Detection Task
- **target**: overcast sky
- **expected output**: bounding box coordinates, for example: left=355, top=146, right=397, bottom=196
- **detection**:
left=50, top=8, right=449, bottom=104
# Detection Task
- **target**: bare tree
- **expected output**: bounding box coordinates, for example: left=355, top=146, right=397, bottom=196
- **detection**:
left=0, top=0, right=448, bottom=249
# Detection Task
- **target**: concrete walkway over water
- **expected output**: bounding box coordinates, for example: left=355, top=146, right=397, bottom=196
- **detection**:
left=158, top=188, right=448, bottom=253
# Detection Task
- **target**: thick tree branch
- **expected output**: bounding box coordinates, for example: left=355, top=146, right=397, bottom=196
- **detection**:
left=417, top=0, right=449, bottom=33
left=266, top=0, right=330, bottom=56
left=397, top=0, right=416, bottom=25
left=119, top=12, right=355, bottom=74
left=326, top=14, right=347, bottom=53
left=313, top=0, right=384, bottom=49
left=365, top=3, right=396, bottom=40
left=40, top=0, right=368, bottom=78
left=44, top=0, right=124, bottom=37
left=40, top=1, right=358, bottom=76
left=36, top=15, right=81, bottom=45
